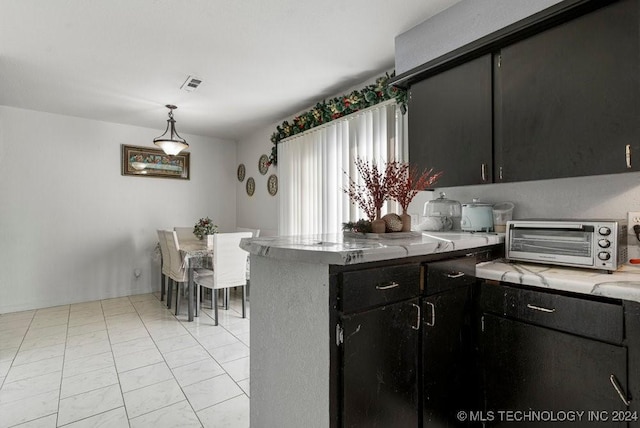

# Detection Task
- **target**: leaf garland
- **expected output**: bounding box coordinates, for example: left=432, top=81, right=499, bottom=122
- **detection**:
left=268, top=72, right=407, bottom=166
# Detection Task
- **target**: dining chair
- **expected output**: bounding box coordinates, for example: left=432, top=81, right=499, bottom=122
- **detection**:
left=236, top=227, right=260, bottom=304
left=194, top=231, right=252, bottom=325
left=156, top=229, right=171, bottom=302
left=174, top=226, right=198, bottom=243
left=162, top=229, right=189, bottom=315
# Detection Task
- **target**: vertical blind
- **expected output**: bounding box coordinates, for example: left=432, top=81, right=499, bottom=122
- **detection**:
left=278, top=101, right=405, bottom=236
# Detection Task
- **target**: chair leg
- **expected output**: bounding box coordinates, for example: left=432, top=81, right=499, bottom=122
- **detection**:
left=160, top=272, right=166, bottom=301
left=224, top=288, right=229, bottom=310
left=196, top=283, right=201, bottom=315
left=241, top=285, right=247, bottom=319
left=213, top=289, right=219, bottom=326
left=167, top=279, right=174, bottom=309
left=175, top=283, right=181, bottom=316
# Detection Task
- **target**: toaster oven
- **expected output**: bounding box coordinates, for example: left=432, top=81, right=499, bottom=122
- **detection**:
left=505, top=219, right=627, bottom=272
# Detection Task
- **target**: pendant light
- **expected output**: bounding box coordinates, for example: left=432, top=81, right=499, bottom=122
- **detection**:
left=153, top=105, right=188, bottom=155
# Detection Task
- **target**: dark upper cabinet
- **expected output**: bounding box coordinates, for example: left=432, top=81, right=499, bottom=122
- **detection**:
left=406, top=0, right=640, bottom=186
left=495, top=0, right=640, bottom=182
left=408, top=54, right=493, bottom=187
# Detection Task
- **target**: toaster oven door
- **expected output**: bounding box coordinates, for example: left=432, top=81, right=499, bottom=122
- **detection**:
left=506, top=224, right=594, bottom=266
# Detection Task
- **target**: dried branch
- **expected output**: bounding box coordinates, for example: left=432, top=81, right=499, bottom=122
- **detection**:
left=343, top=157, right=392, bottom=221
left=387, top=162, right=443, bottom=212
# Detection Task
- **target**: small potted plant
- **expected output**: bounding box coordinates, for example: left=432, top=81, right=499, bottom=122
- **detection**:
left=193, top=217, right=218, bottom=248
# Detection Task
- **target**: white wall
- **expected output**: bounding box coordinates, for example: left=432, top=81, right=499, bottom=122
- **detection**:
left=235, top=124, right=279, bottom=237
left=0, top=106, right=237, bottom=313
left=408, top=173, right=640, bottom=222
left=395, top=0, right=563, bottom=74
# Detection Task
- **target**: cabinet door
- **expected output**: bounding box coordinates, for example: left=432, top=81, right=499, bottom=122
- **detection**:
left=423, top=286, right=474, bottom=427
left=408, top=54, right=493, bottom=187
left=481, top=314, right=628, bottom=427
left=495, top=0, right=640, bottom=182
left=341, top=298, right=420, bottom=428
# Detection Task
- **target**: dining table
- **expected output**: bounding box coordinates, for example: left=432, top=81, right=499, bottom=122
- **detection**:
left=177, top=239, right=213, bottom=321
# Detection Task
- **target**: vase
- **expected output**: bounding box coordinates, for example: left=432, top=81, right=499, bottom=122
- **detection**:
left=400, top=210, right=412, bottom=232
left=371, top=208, right=386, bottom=234
left=206, top=235, right=214, bottom=249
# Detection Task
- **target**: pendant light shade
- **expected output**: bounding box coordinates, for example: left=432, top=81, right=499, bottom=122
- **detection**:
left=154, top=105, right=188, bottom=155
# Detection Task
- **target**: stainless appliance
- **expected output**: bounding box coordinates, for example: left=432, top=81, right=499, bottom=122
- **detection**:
left=461, top=199, right=494, bottom=232
left=505, top=219, right=627, bottom=272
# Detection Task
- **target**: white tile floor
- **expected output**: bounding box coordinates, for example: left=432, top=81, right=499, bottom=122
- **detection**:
left=0, top=290, right=250, bottom=428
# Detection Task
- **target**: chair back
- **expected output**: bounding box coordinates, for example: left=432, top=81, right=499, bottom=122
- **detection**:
left=163, top=230, right=187, bottom=282
left=236, top=227, right=260, bottom=237
left=174, top=227, right=198, bottom=244
left=157, top=229, right=171, bottom=276
left=212, top=232, right=252, bottom=289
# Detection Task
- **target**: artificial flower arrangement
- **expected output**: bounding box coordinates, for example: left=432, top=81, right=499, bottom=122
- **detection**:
left=193, top=217, right=218, bottom=239
left=343, top=158, right=442, bottom=234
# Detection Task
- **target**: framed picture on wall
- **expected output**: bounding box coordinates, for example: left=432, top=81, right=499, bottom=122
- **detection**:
left=121, top=144, right=190, bottom=180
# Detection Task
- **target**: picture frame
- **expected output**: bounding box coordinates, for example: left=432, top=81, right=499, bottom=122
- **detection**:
left=121, top=144, right=190, bottom=180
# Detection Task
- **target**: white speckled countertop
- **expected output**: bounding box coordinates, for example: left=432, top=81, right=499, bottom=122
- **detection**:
left=240, top=232, right=504, bottom=265
left=476, top=260, right=640, bottom=303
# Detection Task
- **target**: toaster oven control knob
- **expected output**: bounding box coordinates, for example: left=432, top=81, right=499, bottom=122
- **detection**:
left=598, top=226, right=611, bottom=236
left=598, top=251, right=611, bottom=261
left=598, top=239, right=611, bottom=248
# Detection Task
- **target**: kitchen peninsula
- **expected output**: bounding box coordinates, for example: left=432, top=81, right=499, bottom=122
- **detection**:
left=242, top=232, right=640, bottom=427
left=241, top=232, right=503, bottom=428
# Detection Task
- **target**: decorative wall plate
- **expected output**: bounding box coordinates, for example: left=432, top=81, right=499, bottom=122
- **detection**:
left=258, top=154, right=269, bottom=175
left=246, top=177, right=255, bottom=196
left=267, top=174, right=278, bottom=196
left=237, top=164, right=246, bottom=182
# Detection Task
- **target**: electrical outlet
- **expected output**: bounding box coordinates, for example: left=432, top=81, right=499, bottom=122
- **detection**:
left=628, top=211, right=640, bottom=262
left=628, top=211, right=640, bottom=235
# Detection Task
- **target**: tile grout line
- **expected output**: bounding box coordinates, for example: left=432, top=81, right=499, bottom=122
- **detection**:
left=103, top=297, right=133, bottom=428
left=54, top=305, right=71, bottom=428
left=128, top=293, right=206, bottom=426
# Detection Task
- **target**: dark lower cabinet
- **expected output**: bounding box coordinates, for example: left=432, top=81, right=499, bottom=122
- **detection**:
left=423, top=286, right=473, bottom=427
left=477, top=281, right=636, bottom=427
left=480, top=314, right=628, bottom=427
left=341, top=298, right=420, bottom=428
left=422, top=256, right=477, bottom=427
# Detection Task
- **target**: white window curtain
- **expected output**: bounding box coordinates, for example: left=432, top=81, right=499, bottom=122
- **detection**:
left=278, top=101, right=406, bottom=236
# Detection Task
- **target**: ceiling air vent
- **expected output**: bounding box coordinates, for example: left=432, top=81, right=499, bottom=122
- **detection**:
left=181, top=75, right=202, bottom=92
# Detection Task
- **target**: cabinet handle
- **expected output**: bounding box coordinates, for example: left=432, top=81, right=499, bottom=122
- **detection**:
left=610, top=374, right=631, bottom=406
left=375, top=281, right=400, bottom=290
left=626, top=144, right=632, bottom=169
left=411, top=303, right=421, bottom=330
left=499, top=166, right=503, bottom=181
left=481, top=163, right=487, bottom=182
left=526, top=303, right=556, bottom=313
left=446, top=272, right=465, bottom=279
left=425, top=301, right=435, bottom=327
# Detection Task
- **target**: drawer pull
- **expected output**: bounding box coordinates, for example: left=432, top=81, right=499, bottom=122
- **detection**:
left=425, top=301, right=436, bottom=327
left=411, top=303, right=421, bottom=330
left=375, top=282, right=400, bottom=290
left=526, top=304, right=556, bottom=313
left=446, top=272, right=465, bottom=279
left=610, top=374, right=631, bottom=406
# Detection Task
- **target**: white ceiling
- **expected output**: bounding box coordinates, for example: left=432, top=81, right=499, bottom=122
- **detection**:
left=1, top=0, right=460, bottom=141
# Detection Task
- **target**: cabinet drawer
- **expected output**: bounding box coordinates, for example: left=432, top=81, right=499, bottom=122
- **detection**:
left=341, top=264, right=420, bottom=313
left=481, top=283, right=623, bottom=344
left=425, top=256, right=476, bottom=295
